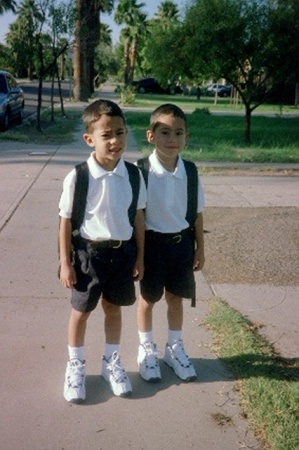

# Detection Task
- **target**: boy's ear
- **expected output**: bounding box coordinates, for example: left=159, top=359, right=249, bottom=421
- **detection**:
left=83, top=133, right=95, bottom=147
left=146, top=129, right=155, bottom=143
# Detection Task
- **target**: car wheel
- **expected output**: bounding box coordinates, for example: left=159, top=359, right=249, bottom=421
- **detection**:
left=0, top=108, right=10, bottom=131
left=138, top=87, right=146, bottom=94
left=16, top=107, right=24, bottom=125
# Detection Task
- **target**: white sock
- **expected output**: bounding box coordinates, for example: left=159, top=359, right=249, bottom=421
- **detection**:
left=68, top=345, right=85, bottom=362
left=138, top=330, right=154, bottom=344
left=167, top=330, right=182, bottom=346
left=104, top=343, right=120, bottom=360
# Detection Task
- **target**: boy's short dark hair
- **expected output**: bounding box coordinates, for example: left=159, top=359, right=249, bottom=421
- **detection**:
left=83, top=99, right=126, bottom=133
left=150, top=103, right=187, bottom=131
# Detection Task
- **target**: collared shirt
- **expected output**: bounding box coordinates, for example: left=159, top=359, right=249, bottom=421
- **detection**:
left=59, top=153, right=147, bottom=241
left=145, top=150, right=205, bottom=233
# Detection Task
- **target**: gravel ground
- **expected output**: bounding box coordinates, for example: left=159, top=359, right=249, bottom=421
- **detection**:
left=202, top=206, right=299, bottom=286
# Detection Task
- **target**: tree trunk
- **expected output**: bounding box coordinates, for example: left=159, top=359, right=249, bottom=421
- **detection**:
left=129, top=37, right=138, bottom=83
left=73, top=0, right=90, bottom=102
left=244, top=104, right=251, bottom=143
left=295, top=82, right=299, bottom=107
left=124, top=41, right=131, bottom=85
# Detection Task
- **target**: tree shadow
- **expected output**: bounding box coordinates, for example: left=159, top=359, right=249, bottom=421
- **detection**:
left=219, top=353, right=299, bottom=382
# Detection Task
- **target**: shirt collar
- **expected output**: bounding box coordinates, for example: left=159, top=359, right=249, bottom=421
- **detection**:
left=150, top=149, right=184, bottom=179
left=87, top=152, right=126, bottom=178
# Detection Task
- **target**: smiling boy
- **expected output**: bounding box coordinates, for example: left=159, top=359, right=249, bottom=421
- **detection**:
left=136, top=103, right=205, bottom=383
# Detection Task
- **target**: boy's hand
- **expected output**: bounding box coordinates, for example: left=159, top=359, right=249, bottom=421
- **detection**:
left=59, top=263, right=77, bottom=288
left=193, top=249, right=205, bottom=271
left=133, top=258, right=144, bottom=281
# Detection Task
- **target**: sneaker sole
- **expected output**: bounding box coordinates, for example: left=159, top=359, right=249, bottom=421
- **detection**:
left=164, top=359, right=197, bottom=382
left=101, top=372, right=132, bottom=397
left=139, top=373, right=161, bottom=383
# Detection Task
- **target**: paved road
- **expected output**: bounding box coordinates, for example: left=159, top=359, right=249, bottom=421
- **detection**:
left=0, top=95, right=298, bottom=450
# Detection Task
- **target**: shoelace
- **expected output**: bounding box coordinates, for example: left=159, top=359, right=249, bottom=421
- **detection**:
left=171, top=341, right=192, bottom=368
left=107, top=352, right=127, bottom=383
left=68, top=360, right=85, bottom=387
left=143, top=342, right=159, bottom=367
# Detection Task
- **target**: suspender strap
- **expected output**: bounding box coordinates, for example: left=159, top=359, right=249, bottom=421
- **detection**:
left=136, top=156, right=150, bottom=187
left=183, top=159, right=198, bottom=228
left=124, top=161, right=140, bottom=227
left=72, top=161, right=89, bottom=237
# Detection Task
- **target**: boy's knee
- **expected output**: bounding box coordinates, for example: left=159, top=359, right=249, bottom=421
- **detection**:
left=102, top=298, right=121, bottom=317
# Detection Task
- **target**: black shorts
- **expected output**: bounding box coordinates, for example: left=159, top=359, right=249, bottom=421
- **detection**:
left=140, top=231, right=195, bottom=303
left=71, top=238, right=137, bottom=313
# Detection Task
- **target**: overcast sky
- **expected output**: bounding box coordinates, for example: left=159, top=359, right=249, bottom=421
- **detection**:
left=0, top=0, right=187, bottom=44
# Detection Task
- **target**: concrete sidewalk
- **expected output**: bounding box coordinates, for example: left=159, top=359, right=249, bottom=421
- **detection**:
left=0, top=101, right=298, bottom=450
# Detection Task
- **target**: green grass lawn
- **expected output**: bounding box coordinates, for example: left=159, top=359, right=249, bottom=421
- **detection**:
left=206, top=298, right=299, bottom=450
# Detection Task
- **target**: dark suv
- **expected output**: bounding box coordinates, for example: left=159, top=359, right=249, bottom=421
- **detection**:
left=131, top=77, right=165, bottom=94
left=0, top=70, right=25, bottom=130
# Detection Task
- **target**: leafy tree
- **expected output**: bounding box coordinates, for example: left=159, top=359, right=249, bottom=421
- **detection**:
left=0, top=0, right=16, bottom=14
left=141, top=3, right=183, bottom=87
left=6, top=0, right=43, bottom=78
left=115, top=0, right=148, bottom=84
left=182, top=0, right=299, bottom=142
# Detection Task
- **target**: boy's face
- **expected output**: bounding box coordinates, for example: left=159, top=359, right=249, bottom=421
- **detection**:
left=83, top=114, right=127, bottom=170
left=147, top=113, right=188, bottom=162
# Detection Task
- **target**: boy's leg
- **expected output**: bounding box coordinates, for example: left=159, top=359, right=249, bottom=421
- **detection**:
left=165, top=291, right=183, bottom=332
left=64, top=308, right=91, bottom=403
left=68, top=307, right=91, bottom=347
left=164, top=290, right=197, bottom=382
left=137, top=295, right=161, bottom=382
left=101, top=297, right=132, bottom=397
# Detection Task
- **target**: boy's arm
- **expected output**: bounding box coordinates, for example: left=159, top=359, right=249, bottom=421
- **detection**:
left=59, top=217, right=77, bottom=288
left=193, top=212, right=205, bottom=271
left=133, top=209, right=145, bottom=281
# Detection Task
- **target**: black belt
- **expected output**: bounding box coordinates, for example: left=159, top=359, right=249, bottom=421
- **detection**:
left=146, top=228, right=192, bottom=245
left=81, top=238, right=124, bottom=249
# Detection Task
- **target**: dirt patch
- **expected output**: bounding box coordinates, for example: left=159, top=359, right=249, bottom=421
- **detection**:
left=202, top=207, right=299, bottom=286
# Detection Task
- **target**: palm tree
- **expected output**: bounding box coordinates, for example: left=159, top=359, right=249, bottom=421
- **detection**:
left=156, top=0, right=180, bottom=30
left=0, top=0, right=16, bottom=14
left=115, top=0, right=147, bottom=84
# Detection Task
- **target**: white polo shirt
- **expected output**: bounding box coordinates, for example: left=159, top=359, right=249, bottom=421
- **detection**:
left=59, top=153, right=147, bottom=241
left=145, top=150, right=205, bottom=233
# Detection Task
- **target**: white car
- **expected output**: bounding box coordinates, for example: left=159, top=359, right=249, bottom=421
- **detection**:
left=0, top=70, right=25, bottom=131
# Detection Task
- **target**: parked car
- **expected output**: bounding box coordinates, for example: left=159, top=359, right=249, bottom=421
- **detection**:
left=205, top=83, right=224, bottom=96
left=0, top=70, right=25, bottom=131
left=131, top=77, right=165, bottom=94
left=205, top=83, right=232, bottom=97
left=218, top=85, right=232, bottom=97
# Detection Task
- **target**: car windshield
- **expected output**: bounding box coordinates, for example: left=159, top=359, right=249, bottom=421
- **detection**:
left=0, top=74, right=8, bottom=94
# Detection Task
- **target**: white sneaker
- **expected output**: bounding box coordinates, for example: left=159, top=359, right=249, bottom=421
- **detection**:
left=164, top=340, right=197, bottom=382
left=64, top=359, right=86, bottom=403
left=137, top=341, right=161, bottom=382
left=102, top=351, right=132, bottom=397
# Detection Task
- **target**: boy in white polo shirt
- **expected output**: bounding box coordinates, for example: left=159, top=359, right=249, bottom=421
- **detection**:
left=136, top=103, right=205, bottom=383
left=59, top=99, right=146, bottom=402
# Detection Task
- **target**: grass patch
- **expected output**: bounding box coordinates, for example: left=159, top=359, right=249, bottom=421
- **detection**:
left=131, top=93, right=299, bottom=116
left=206, top=297, right=299, bottom=450
left=0, top=109, right=82, bottom=145
left=125, top=110, right=299, bottom=163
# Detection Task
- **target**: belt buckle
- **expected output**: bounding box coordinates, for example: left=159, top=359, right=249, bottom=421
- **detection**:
left=112, top=240, right=122, bottom=249
left=173, top=234, right=182, bottom=244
